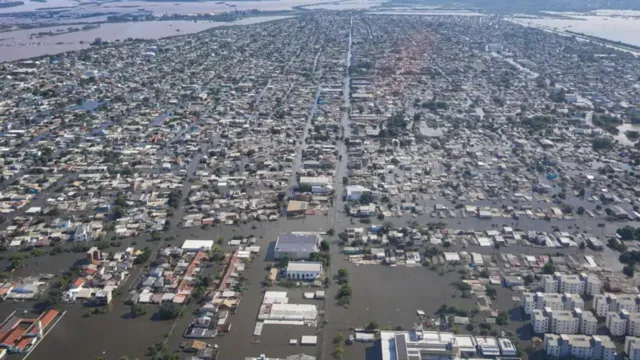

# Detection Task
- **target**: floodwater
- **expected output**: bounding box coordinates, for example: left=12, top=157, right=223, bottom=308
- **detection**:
left=0, top=15, right=293, bottom=62
left=0, top=0, right=363, bottom=15
left=522, top=15, right=640, bottom=47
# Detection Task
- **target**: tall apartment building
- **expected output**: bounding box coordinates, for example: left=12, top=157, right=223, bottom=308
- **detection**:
left=629, top=313, right=640, bottom=337
left=542, top=272, right=601, bottom=296
left=606, top=311, right=628, bottom=336
left=522, top=292, right=585, bottom=315
left=544, top=334, right=616, bottom=360
left=594, top=293, right=640, bottom=317
left=626, top=337, right=640, bottom=360
left=603, top=310, right=640, bottom=336
left=532, top=308, right=596, bottom=335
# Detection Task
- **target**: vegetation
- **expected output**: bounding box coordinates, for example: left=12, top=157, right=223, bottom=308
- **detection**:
left=134, top=247, right=152, bottom=265
left=158, top=303, right=181, bottom=320
left=496, top=311, right=509, bottom=326
left=131, top=304, right=148, bottom=318
left=542, top=262, right=556, bottom=274
left=365, top=321, right=380, bottom=331
left=336, top=283, right=352, bottom=306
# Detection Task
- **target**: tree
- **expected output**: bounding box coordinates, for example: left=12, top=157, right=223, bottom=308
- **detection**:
left=320, top=240, right=330, bottom=252
left=131, top=304, right=147, bottom=318
left=542, top=262, right=556, bottom=275
left=278, top=255, right=291, bottom=268
left=334, top=332, right=344, bottom=344
left=338, top=268, right=348, bottom=278
left=496, top=311, right=509, bottom=326
left=338, top=232, right=348, bottom=243
left=158, top=303, right=181, bottom=320
left=623, top=265, right=635, bottom=277
left=327, top=228, right=335, bottom=236
left=576, top=206, right=585, bottom=215
left=365, top=321, right=380, bottom=331
left=618, top=226, right=637, bottom=240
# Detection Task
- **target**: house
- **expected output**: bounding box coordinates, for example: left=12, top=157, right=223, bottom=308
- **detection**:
left=86, top=247, right=102, bottom=263
left=73, top=225, right=90, bottom=242
left=94, top=290, right=112, bottom=305
left=344, top=185, right=371, bottom=201
left=274, top=233, right=320, bottom=260
left=286, top=262, right=323, bottom=281
left=286, top=200, right=308, bottom=216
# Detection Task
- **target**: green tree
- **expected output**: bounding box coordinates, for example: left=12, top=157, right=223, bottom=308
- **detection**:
left=320, top=240, right=330, bottom=252
left=130, top=304, right=147, bottom=318
left=158, top=303, right=181, bottom=320
left=542, top=262, right=556, bottom=275
left=365, top=321, right=380, bottom=331
left=623, top=265, right=635, bottom=277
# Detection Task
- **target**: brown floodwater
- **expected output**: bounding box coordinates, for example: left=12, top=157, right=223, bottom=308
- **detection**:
left=0, top=16, right=293, bottom=62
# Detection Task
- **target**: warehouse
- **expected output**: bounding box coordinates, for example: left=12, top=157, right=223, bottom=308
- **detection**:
left=181, top=240, right=214, bottom=252
left=258, top=303, right=318, bottom=321
left=286, top=262, right=323, bottom=280
left=274, top=233, right=320, bottom=259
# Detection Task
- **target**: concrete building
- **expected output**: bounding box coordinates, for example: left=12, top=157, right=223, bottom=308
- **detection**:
left=498, top=338, right=517, bottom=356
left=578, top=309, right=598, bottom=335
left=605, top=310, right=628, bottom=336
left=581, top=273, right=602, bottom=296
left=542, top=273, right=593, bottom=295
left=533, top=308, right=597, bottom=335
left=285, top=262, right=323, bottom=281
left=379, top=329, right=476, bottom=360
left=521, top=292, right=584, bottom=315
left=544, top=334, right=615, bottom=360
left=629, top=313, right=640, bottom=337
left=274, top=233, right=321, bottom=260
left=594, top=293, right=640, bottom=317
left=625, top=337, right=640, bottom=360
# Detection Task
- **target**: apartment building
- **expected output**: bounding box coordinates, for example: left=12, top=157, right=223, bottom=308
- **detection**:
left=606, top=311, right=628, bottom=336
left=521, top=292, right=584, bottom=315
left=625, top=337, right=640, bottom=360
left=544, top=334, right=615, bottom=360
left=532, top=308, right=596, bottom=335
left=541, top=272, right=601, bottom=296
left=594, top=293, right=640, bottom=317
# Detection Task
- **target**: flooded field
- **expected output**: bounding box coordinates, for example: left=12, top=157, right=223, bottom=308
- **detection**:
left=518, top=14, right=640, bottom=47
left=0, top=15, right=293, bottom=62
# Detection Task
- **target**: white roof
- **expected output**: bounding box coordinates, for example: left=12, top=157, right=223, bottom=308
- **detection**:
left=181, top=239, right=214, bottom=251
left=300, top=336, right=318, bottom=345
left=286, top=261, right=323, bottom=273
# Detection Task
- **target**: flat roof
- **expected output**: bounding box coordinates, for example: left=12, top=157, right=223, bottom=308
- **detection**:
left=182, top=240, right=214, bottom=250
left=287, top=262, right=323, bottom=273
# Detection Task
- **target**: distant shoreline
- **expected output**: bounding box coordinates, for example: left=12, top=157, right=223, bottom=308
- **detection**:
left=0, top=1, right=24, bottom=8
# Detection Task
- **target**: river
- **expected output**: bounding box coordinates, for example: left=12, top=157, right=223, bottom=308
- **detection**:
left=513, top=11, right=640, bottom=47
left=0, top=15, right=293, bottom=62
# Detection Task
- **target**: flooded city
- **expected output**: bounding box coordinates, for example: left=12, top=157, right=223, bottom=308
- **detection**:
left=0, top=0, right=639, bottom=360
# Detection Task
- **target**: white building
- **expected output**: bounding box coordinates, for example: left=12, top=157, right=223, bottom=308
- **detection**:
left=285, top=262, right=323, bottom=281
left=581, top=273, right=602, bottom=296
left=594, top=293, right=640, bottom=317
left=629, top=313, right=640, bottom=337
left=498, top=338, right=517, bottom=356
left=544, top=334, right=615, bottom=360
left=578, top=309, right=598, bottom=335
left=344, top=185, right=371, bottom=201
left=542, top=273, right=592, bottom=295
left=533, top=308, right=596, bottom=335
left=181, top=239, right=214, bottom=252
left=522, top=292, right=584, bottom=315
left=606, top=311, right=628, bottom=336
left=626, top=337, right=640, bottom=360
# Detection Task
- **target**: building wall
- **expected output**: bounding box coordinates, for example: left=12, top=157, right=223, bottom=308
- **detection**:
left=581, top=317, right=598, bottom=335
left=606, top=313, right=627, bottom=336
left=286, top=270, right=321, bottom=280
left=551, top=317, right=579, bottom=334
